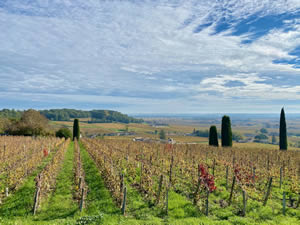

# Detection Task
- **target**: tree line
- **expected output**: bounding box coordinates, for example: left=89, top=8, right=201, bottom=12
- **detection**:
left=0, top=108, right=143, bottom=123
left=0, top=109, right=142, bottom=138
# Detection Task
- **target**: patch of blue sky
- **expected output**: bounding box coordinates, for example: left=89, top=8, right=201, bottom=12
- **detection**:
left=232, top=11, right=300, bottom=42
left=193, top=10, right=300, bottom=42
left=225, top=80, right=246, bottom=87
left=211, top=16, right=234, bottom=35
left=273, top=58, right=300, bottom=68
left=289, top=46, right=300, bottom=58
left=273, top=47, right=300, bottom=68
left=193, top=22, right=213, bottom=33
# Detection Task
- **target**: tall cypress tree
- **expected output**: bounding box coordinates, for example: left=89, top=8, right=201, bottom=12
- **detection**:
left=279, top=108, right=287, bottom=150
left=221, top=115, right=232, bottom=147
left=209, top=125, right=219, bottom=147
left=73, top=118, right=80, bottom=141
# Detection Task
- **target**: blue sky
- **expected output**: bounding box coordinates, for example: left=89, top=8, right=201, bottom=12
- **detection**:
left=1, top=0, right=300, bottom=114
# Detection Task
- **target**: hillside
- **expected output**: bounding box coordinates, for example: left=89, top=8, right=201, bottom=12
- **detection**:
left=0, top=109, right=143, bottom=123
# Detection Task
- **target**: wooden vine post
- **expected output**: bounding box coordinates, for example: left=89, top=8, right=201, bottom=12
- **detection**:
left=263, top=177, right=273, bottom=206
left=155, top=175, right=163, bottom=205
left=225, top=166, right=229, bottom=190
left=165, top=188, right=169, bottom=216
left=80, top=188, right=85, bottom=212
left=205, top=190, right=209, bottom=216
left=121, top=186, right=127, bottom=215
left=193, top=172, right=201, bottom=205
left=33, top=174, right=41, bottom=215
left=33, top=187, right=40, bottom=215
left=242, top=189, right=247, bottom=216
left=120, top=173, right=124, bottom=193
left=229, top=175, right=236, bottom=206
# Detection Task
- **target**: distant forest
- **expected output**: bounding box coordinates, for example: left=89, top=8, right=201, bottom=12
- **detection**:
left=0, top=109, right=143, bottom=123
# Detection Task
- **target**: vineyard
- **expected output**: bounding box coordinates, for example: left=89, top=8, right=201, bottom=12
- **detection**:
left=0, top=136, right=64, bottom=203
left=0, top=136, right=299, bottom=224
left=81, top=138, right=300, bottom=224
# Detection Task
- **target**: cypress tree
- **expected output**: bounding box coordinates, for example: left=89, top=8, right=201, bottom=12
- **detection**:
left=221, top=115, right=232, bottom=147
left=159, top=129, right=166, bottom=140
left=73, top=118, right=80, bottom=141
left=209, top=125, right=219, bottom=147
left=279, top=108, right=287, bottom=150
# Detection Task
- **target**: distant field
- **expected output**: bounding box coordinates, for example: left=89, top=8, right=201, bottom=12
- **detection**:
left=50, top=119, right=300, bottom=148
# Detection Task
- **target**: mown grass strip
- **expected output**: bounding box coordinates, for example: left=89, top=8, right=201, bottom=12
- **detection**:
left=79, top=143, right=119, bottom=215
left=36, top=141, right=78, bottom=221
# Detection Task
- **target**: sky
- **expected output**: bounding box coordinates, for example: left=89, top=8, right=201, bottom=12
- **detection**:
left=0, top=0, right=300, bottom=114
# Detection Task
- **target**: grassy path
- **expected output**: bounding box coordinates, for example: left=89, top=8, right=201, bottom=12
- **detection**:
left=79, top=142, right=121, bottom=224
left=36, top=141, right=78, bottom=222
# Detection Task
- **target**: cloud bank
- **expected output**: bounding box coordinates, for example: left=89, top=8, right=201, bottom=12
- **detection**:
left=0, top=0, right=300, bottom=113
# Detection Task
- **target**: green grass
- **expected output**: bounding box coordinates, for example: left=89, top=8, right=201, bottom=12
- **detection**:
left=36, top=141, right=78, bottom=222
left=79, top=142, right=120, bottom=215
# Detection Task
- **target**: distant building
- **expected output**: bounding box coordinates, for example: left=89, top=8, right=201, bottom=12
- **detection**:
left=133, top=137, right=144, bottom=142
left=168, top=138, right=176, bottom=144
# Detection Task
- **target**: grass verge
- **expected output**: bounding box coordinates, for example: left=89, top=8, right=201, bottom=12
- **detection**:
left=36, top=141, right=78, bottom=222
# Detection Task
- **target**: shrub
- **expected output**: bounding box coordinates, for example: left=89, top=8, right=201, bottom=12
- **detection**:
left=56, top=128, right=72, bottom=139
left=254, top=133, right=268, bottom=140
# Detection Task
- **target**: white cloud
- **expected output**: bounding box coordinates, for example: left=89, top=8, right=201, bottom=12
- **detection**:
left=0, top=0, right=300, bottom=113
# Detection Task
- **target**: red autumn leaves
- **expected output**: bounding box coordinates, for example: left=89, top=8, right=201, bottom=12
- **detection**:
left=43, top=149, right=48, bottom=157
left=234, top=165, right=256, bottom=185
left=198, top=164, right=217, bottom=192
